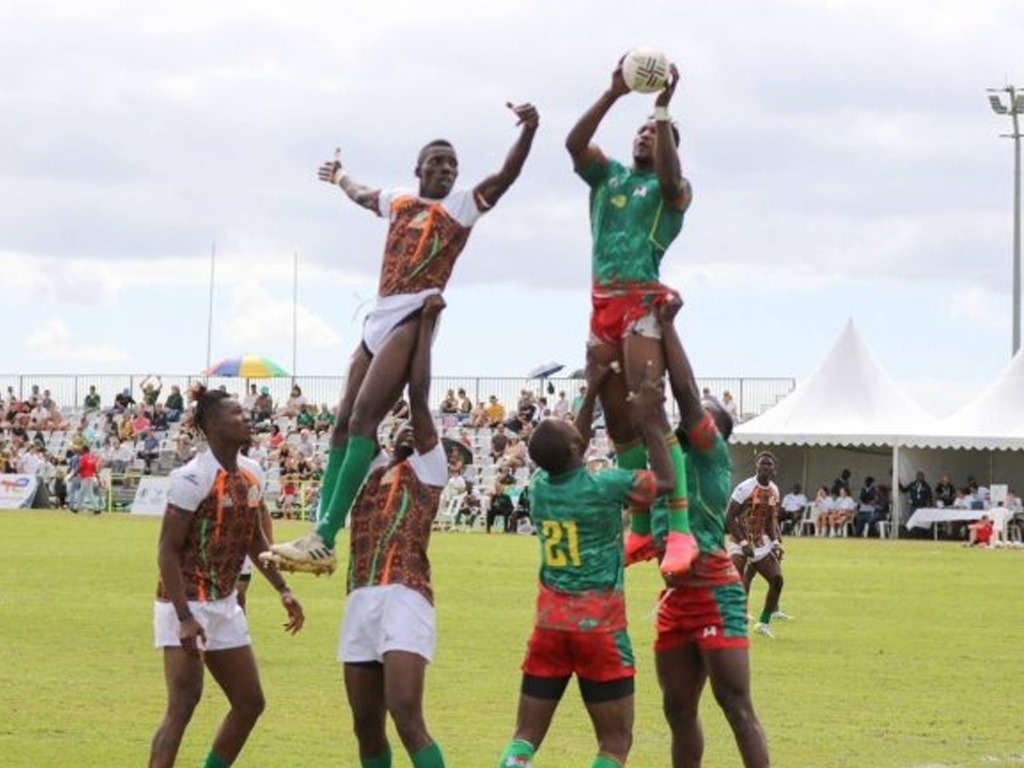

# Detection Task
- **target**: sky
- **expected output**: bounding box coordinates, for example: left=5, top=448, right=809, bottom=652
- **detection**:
left=2, top=0, right=1023, bottom=412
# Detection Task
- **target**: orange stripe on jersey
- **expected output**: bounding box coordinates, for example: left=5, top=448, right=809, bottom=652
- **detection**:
left=409, top=204, right=439, bottom=266
left=213, top=471, right=227, bottom=543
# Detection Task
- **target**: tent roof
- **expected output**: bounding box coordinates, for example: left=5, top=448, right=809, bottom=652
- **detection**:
left=733, top=320, right=938, bottom=447
left=908, top=349, right=1024, bottom=450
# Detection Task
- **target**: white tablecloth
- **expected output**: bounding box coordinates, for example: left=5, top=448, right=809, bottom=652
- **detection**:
left=905, top=506, right=1011, bottom=531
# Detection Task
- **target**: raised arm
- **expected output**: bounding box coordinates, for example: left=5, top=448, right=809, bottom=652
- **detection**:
left=318, top=148, right=381, bottom=212
left=656, top=297, right=703, bottom=432
left=472, top=103, right=539, bottom=210
left=565, top=60, right=629, bottom=172
left=408, top=295, right=446, bottom=454
left=653, top=64, right=692, bottom=211
left=574, top=357, right=614, bottom=444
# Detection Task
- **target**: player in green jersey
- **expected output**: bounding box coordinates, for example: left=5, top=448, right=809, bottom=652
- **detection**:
left=496, top=361, right=676, bottom=768
left=565, top=55, right=696, bottom=578
left=646, top=298, right=771, bottom=768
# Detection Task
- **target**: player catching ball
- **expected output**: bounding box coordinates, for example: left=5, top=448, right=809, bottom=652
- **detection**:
left=565, top=52, right=697, bottom=577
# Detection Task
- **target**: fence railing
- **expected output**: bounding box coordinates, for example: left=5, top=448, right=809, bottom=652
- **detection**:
left=2, top=373, right=796, bottom=423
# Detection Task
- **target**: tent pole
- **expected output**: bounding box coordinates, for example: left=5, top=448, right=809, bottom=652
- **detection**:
left=890, top=444, right=901, bottom=540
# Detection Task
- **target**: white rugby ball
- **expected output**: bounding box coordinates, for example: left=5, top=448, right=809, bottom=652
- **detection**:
left=621, top=48, right=670, bottom=94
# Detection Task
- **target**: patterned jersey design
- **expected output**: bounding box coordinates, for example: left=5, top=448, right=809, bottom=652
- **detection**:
left=732, top=477, right=780, bottom=542
left=375, top=189, right=480, bottom=298
left=346, top=459, right=443, bottom=605
left=157, top=451, right=263, bottom=602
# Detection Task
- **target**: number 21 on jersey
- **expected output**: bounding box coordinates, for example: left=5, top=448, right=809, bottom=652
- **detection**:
left=541, top=520, right=581, bottom=567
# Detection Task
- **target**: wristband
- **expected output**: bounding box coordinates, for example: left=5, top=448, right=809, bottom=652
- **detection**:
left=654, top=106, right=670, bottom=122
left=334, top=169, right=348, bottom=186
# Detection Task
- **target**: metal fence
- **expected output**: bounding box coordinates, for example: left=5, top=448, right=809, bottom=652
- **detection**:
left=1, top=373, right=795, bottom=422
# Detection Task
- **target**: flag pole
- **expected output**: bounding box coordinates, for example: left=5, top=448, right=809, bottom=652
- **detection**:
left=205, top=243, right=216, bottom=376
left=292, top=250, right=298, bottom=385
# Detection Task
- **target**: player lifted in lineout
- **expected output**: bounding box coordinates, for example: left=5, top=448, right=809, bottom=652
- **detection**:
left=565, top=53, right=697, bottom=577
left=266, top=102, right=539, bottom=575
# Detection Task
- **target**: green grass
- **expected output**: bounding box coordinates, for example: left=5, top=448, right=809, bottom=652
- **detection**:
left=0, top=510, right=1021, bottom=767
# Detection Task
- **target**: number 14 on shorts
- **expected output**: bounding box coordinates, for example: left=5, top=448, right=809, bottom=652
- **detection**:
left=541, top=520, right=582, bottom=567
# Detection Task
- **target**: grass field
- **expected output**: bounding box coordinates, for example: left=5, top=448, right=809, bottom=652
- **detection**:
left=0, top=510, right=1021, bottom=767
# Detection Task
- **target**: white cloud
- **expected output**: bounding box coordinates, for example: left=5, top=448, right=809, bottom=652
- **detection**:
left=26, top=317, right=128, bottom=363
left=950, top=285, right=1010, bottom=329
left=219, top=282, right=343, bottom=351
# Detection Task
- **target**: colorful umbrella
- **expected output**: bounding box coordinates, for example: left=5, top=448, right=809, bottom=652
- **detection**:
left=204, top=355, right=289, bottom=378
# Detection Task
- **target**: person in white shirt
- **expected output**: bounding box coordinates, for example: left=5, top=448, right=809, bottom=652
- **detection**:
left=811, top=486, right=833, bottom=537
left=780, top=483, right=808, bottom=535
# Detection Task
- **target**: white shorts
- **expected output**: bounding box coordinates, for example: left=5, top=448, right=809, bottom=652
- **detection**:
left=153, top=593, right=250, bottom=651
left=338, top=584, right=436, bottom=664
left=362, top=289, right=440, bottom=356
left=727, top=536, right=774, bottom=563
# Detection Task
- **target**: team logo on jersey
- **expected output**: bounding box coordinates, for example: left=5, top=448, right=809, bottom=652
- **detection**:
left=247, top=484, right=261, bottom=507
left=610, top=194, right=628, bottom=208
left=632, top=186, right=648, bottom=197
left=702, top=625, right=718, bottom=638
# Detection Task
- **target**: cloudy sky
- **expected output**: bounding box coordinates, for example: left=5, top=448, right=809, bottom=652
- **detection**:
left=2, top=0, right=1022, bottom=406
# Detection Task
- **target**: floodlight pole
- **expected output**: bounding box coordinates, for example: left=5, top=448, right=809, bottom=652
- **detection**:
left=988, top=85, right=1022, bottom=355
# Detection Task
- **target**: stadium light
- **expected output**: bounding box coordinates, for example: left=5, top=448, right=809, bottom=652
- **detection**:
left=988, top=86, right=1023, bottom=355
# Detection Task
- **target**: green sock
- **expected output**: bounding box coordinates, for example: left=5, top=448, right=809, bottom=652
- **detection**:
left=202, top=752, right=230, bottom=768
left=410, top=741, right=445, bottom=768
left=315, top=435, right=375, bottom=549
left=497, top=739, right=535, bottom=767
left=360, top=744, right=392, bottom=768
left=759, top=609, right=772, bottom=624
left=317, top=445, right=347, bottom=523
left=590, top=755, right=623, bottom=768
left=666, top=433, right=691, bottom=535
left=617, top=443, right=651, bottom=536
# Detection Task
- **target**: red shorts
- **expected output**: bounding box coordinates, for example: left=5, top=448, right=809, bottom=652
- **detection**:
left=589, top=283, right=678, bottom=345
left=522, top=626, right=635, bottom=682
left=655, top=583, right=749, bottom=653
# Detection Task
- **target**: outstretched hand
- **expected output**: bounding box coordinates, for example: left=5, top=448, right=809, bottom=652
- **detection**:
left=506, top=102, right=539, bottom=130
left=317, top=147, right=344, bottom=185
left=610, top=55, right=630, bottom=97
left=655, top=63, right=680, bottom=108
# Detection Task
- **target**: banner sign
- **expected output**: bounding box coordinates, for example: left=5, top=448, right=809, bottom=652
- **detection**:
left=0, top=474, right=39, bottom=509
left=130, top=477, right=171, bottom=516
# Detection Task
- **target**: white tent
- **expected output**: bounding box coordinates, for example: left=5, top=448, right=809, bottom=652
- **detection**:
left=895, top=350, right=1024, bottom=505
left=730, top=320, right=941, bottom=532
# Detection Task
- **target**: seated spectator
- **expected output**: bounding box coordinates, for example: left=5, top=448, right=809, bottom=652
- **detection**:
left=934, top=473, right=956, bottom=508
left=131, top=407, right=152, bottom=437
left=811, top=485, right=833, bottom=537
left=137, top=432, right=160, bottom=474
left=828, top=487, right=857, bottom=536
left=511, top=484, right=534, bottom=535
left=454, top=481, right=482, bottom=529
left=117, top=416, right=135, bottom=443
left=296, top=404, right=316, bottom=431
left=490, top=423, right=509, bottom=462
left=964, top=514, right=995, bottom=547
left=468, top=401, right=488, bottom=429
left=314, top=403, right=335, bottom=436
left=253, top=386, right=274, bottom=423
left=486, top=466, right=517, bottom=533
left=83, top=385, right=102, bottom=414
left=242, top=384, right=259, bottom=415
left=780, top=483, right=807, bottom=535
left=552, top=390, right=570, bottom=420
left=953, top=487, right=976, bottom=510
left=113, top=388, right=135, bottom=414
left=164, top=385, right=185, bottom=422
left=295, top=428, right=316, bottom=460
left=52, top=468, right=68, bottom=509
left=722, top=390, right=739, bottom=422
left=150, top=404, right=170, bottom=432
left=275, top=384, right=307, bottom=418
left=440, top=388, right=459, bottom=417
left=266, top=423, right=285, bottom=454
left=498, top=433, right=527, bottom=472
left=485, top=395, right=506, bottom=428
left=456, top=388, right=473, bottom=422
left=855, top=476, right=879, bottom=537
left=40, top=389, right=57, bottom=411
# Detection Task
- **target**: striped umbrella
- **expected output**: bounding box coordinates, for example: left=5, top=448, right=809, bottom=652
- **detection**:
left=204, top=355, right=289, bottom=378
